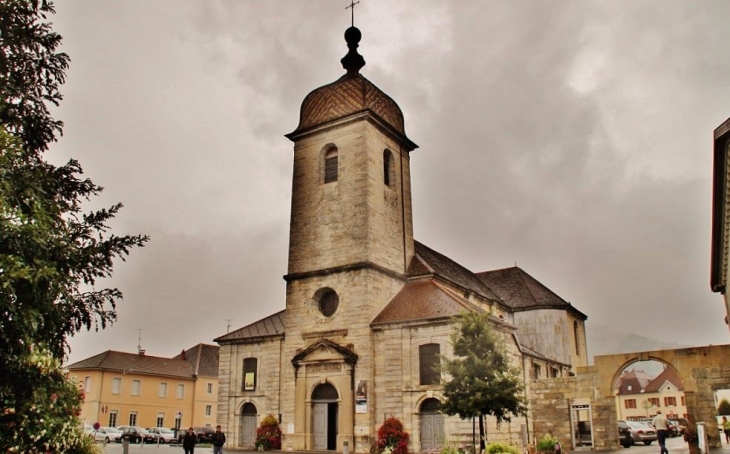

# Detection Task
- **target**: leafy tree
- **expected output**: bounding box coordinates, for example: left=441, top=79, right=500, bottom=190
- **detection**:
left=0, top=1, right=148, bottom=451
left=719, top=399, right=730, bottom=416
left=440, top=311, right=527, bottom=450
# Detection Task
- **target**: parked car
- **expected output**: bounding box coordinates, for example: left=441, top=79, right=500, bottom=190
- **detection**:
left=177, top=426, right=215, bottom=443
left=666, top=420, right=680, bottom=437
left=115, top=426, right=155, bottom=444
left=626, top=421, right=657, bottom=445
left=618, top=420, right=633, bottom=448
left=147, top=427, right=177, bottom=443
left=92, top=427, right=121, bottom=443
left=673, top=418, right=688, bottom=435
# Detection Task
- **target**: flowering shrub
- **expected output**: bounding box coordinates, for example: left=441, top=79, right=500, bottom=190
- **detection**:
left=377, top=417, right=410, bottom=454
left=255, top=414, right=282, bottom=450
left=0, top=347, right=101, bottom=453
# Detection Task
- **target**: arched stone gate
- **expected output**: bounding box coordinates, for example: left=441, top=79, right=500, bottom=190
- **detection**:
left=530, top=344, right=730, bottom=451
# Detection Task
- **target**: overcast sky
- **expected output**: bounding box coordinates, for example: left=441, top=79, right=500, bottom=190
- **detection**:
left=52, top=1, right=730, bottom=365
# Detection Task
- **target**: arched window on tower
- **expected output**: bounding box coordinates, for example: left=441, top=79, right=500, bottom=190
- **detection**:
left=324, top=147, right=338, bottom=183
left=573, top=320, right=580, bottom=356
left=383, top=149, right=394, bottom=187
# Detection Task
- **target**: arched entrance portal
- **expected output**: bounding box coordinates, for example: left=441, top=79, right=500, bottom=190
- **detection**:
left=312, top=383, right=339, bottom=450
left=240, top=402, right=257, bottom=448
left=420, top=398, right=444, bottom=452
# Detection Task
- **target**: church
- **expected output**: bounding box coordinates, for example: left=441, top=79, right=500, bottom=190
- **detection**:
left=214, top=25, right=588, bottom=453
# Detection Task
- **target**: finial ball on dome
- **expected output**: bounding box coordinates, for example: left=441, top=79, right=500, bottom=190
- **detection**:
left=344, top=26, right=362, bottom=45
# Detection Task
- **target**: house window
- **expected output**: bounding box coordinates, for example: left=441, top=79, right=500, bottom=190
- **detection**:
left=573, top=321, right=580, bottom=356
left=383, top=149, right=394, bottom=186
left=109, top=411, right=118, bottom=427
left=205, top=405, right=212, bottom=417
left=625, top=399, right=637, bottom=409
left=84, top=376, right=91, bottom=392
left=207, top=383, right=213, bottom=394
left=649, top=397, right=660, bottom=407
left=131, top=380, right=141, bottom=396
left=532, top=363, right=541, bottom=380
left=681, top=396, right=685, bottom=406
left=156, top=413, right=165, bottom=427
left=627, top=385, right=632, bottom=391
left=551, top=367, right=559, bottom=378
left=664, top=396, right=677, bottom=407
left=176, top=384, right=185, bottom=399
left=129, top=411, right=138, bottom=426
left=419, top=343, right=440, bottom=385
left=159, top=382, right=167, bottom=398
left=243, top=358, right=257, bottom=391
left=175, top=414, right=182, bottom=431
left=324, top=147, right=338, bottom=183
left=112, top=377, right=122, bottom=394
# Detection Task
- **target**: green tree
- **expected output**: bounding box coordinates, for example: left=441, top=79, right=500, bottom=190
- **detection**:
left=719, top=398, right=730, bottom=416
left=0, top=1, right=148, bottom=451
left=440, top=311, right=527, bottom=450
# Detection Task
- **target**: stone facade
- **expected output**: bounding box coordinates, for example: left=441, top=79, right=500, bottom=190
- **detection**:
left=215, top=26, right=588, bottom=454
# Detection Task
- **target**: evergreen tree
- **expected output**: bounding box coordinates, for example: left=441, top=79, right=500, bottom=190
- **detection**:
left=0, top=1, right=148, bottom=451
left=440, top=311, right=527, bottom=449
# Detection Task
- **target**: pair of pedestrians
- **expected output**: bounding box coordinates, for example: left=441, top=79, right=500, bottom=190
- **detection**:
left=182, top=425, right=227, bottom=454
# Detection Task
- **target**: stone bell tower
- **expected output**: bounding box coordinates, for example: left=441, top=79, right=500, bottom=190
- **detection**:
left=280, top=26, right=418, bottom=452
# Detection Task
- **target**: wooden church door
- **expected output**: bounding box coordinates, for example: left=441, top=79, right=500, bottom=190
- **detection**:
left=240, top=402, right=257, bottom=448
left=420, top=398, right=444, bottom=452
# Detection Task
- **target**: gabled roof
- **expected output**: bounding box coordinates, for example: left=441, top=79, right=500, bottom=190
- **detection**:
left=66, top=350, right=195, bottom=379
left=476, top=266, right=587, bottom=320
left=408, top=241, right=502, bottom=303
left=617, top=369, right=654, bottom=395
left=214, top=310, right=286, bottom=343
left=644, top=367, right=683, bottom=392
left=371, top=278, right=488, bottom=326
left=171, top=344, right=219, bottom=377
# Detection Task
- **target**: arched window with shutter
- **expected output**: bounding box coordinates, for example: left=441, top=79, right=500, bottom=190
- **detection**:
left=324, top=147, right=338, bottom=183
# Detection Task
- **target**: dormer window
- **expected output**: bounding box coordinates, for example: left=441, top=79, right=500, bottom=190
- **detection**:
left=324, top=147, right=338, bottom=183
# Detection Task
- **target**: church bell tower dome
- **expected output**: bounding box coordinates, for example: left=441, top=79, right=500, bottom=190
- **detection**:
left=287, top=26, right=416, bottom=150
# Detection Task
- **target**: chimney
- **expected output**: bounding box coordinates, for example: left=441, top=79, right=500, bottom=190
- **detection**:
left=180, top=349, right=186, bottom=360
left=138, top=349, right=145, bottom=356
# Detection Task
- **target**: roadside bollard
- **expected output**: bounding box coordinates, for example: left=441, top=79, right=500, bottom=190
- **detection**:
left=344, top=441, right=349, bottom=454
left=122, top=437, right=129, bottom=454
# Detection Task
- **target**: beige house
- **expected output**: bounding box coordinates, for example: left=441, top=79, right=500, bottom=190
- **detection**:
left=214, top=26, right=588, bottom=453
left=616, top=367, right=687, bottom=421
left=67, top=344, right=219, bottom=430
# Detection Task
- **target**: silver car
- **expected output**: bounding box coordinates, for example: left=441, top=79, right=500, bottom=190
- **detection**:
left=147, top=427, right=178, bottom=443
left=627, top=421, right=657, bottom=445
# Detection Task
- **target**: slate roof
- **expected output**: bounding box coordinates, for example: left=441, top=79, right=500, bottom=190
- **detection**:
left=408, top=241, right=502, bottom=303
left=171, top=344, right=219, bottom=377
left=66, top=350, right=196, bottom=379
left=476, top=266, right=587, bottom=320
left=214, top=310, right=286, bottom=343
left=644, top=367, right=683, bottom=392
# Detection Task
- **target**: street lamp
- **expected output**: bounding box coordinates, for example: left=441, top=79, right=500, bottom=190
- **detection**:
left=642, top=400, right=653, bottom=417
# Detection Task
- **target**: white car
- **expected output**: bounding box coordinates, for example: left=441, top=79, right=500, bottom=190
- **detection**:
left=147, top=427, right=178, bottom=443
left=92, top=427, right=122, bottom=443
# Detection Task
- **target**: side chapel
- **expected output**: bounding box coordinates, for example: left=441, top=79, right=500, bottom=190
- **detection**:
left=214, top=25, right=588, bottom=453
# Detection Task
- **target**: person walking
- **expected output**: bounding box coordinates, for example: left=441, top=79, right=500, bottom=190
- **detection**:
left=182, top=427, right=197, bottom=454
left=722, top=416, right=730, bottom=443
left=652, top=410, right=669, bottom=454
left=211, top=425, right=227, bottom=454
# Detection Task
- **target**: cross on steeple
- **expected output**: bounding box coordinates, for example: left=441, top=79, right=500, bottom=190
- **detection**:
left=346, top=0, right=360, bottom=27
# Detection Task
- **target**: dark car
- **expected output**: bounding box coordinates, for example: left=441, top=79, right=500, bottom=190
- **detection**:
left=618, top=420, right=633, bottom=448
left=177, top=426, right=214, bottom=444
left=115, top=426, right=155, bottom=444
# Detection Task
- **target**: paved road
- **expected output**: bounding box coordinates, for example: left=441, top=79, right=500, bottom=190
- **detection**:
left=94, top=442, right=214, bottom=454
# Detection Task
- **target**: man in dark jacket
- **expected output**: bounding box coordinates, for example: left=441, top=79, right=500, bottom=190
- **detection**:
left=211, top=425, right=226, bottom=454
left=182, top=427, right=197, bottom=454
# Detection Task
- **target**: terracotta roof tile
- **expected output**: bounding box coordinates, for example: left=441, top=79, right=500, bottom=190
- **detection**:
left=371, top=279, right=484, bottom=325
left=617, top=369, right=654, bottom=394
left=171, top=344, right=219, bottom=377
left=67, top=351, right=196, bottom=379
left=214, top=310, right=286, bottom=343
left=644, top=367, right=684, bottom=392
